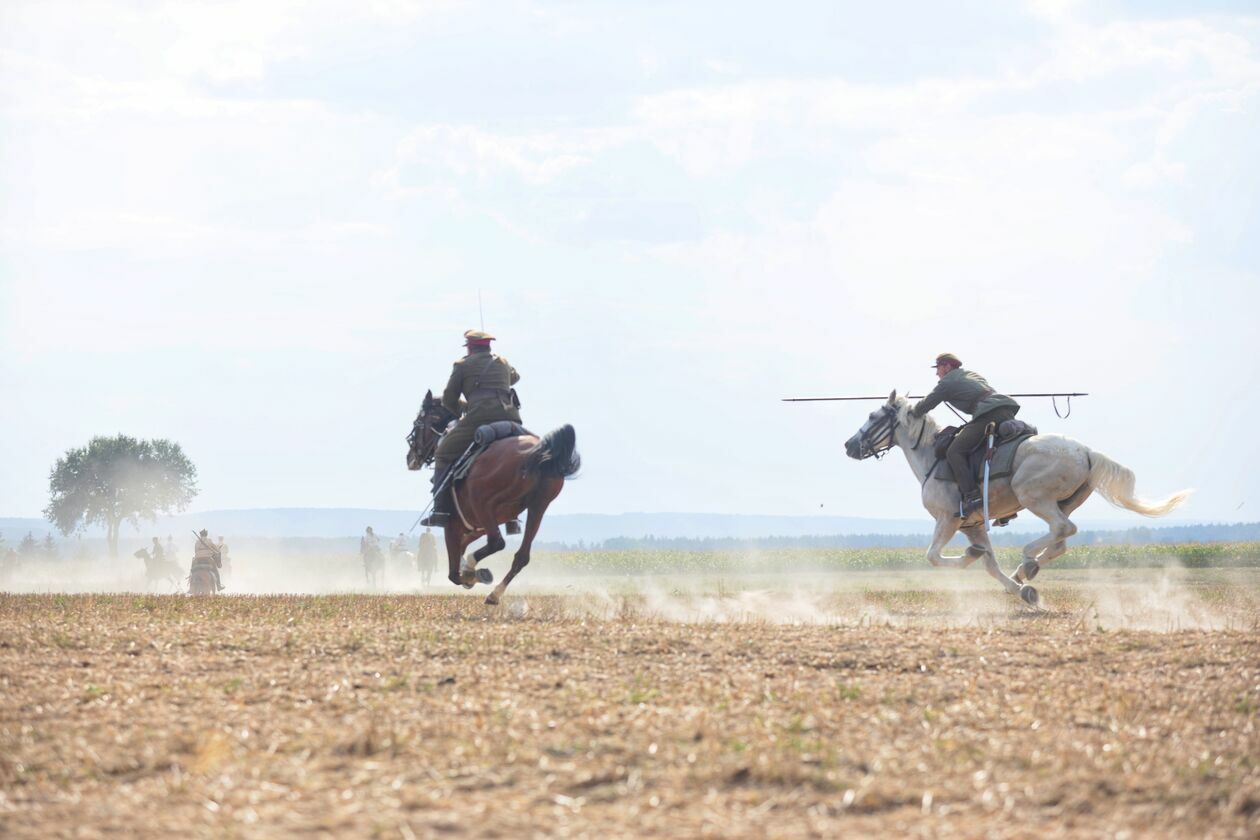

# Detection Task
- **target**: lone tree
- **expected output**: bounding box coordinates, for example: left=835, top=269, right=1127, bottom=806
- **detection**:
left=45, top=435, right=198, bottom=559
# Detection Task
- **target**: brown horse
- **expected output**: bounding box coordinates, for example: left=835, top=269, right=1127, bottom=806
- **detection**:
left=134, top=547, right=182, bottom=590
left=407, top=390, right=580, bottom=604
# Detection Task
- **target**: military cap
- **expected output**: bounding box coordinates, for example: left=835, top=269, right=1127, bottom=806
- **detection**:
left=463, top=329, right=495, bottom=345
left=932, top=352, right=962, bottom=368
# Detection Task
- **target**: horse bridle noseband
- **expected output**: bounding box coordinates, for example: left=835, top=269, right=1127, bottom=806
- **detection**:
left=855, top=405, right=926, bottom=460
left=408, top=407, right=454, bottom=465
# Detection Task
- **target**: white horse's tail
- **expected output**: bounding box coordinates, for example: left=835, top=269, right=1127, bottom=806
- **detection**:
left=1088, top=449, right=1192, bottom=517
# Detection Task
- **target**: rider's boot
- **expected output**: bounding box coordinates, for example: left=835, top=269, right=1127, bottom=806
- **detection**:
left=959, top=490, right=985, bottom=527
left=420, top=462, right=453, bottom=528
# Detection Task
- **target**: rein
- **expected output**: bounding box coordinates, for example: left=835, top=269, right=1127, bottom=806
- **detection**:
left=409, top=405, right=456, bottom=463
left=857, top=404, right=928, bottom=461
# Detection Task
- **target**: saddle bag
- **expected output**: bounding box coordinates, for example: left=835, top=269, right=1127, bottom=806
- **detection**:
left=933, top=426, right=959, bottom=460
left=997, top=418, right=1038, bottom=439
left=473, top=420, right=531, bottom=446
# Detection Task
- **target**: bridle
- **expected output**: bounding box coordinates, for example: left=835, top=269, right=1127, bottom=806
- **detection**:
left=406, top=405, right=455, bottom=469
left=852, top=404, right=927, bottom=460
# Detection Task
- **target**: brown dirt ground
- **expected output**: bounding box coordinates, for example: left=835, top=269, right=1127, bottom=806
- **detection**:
left=1, top=587, right=1258, bottom=839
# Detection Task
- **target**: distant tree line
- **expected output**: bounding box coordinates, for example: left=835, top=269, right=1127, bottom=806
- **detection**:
left=0, top=531, right=63, bottom=562
left=536, top=521, right=1260, bottom=552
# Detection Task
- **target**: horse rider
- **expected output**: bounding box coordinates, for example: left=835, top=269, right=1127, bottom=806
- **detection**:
left=150, top=536, right=166, bottom=563
left=192, top=529, right=224, bottom=591
left=910, top=353, right=1020, bottom=525
left=420, top=329, right=522, bottom=527
left=360, top=526, right=381, bottom=560
left=165, top=535, right=178, bottom=563
left=417, top=527, right=438, bottom=571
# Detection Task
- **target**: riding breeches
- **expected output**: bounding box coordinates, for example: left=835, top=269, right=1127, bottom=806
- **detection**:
left=947, top=407, right=1017, bottom=498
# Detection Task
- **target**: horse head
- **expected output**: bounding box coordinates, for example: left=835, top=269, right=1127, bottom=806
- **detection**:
left=406, top=390, right=457, bottom=471
left=845, top=390, right=909, bottom=460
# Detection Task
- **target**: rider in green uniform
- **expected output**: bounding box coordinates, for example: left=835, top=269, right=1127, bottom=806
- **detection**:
left=420, top=330, right=522, bottom=527
left=910, top=353, right=1020, bottom=525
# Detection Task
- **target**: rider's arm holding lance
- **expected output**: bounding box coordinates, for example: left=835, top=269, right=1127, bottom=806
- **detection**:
left=908, top=378, right=950, bottom=418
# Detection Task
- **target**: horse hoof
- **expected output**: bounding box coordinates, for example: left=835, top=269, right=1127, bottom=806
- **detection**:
left=1020, top=560, right=1041, bottom=581
left=484, top=593, right=499, bottom=606
left=1019, top=585, right=1040, bottom=607
left=476, top=568, right=494, bottom=585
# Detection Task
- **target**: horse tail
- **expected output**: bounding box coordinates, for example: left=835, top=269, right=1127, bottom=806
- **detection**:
left=1087, top=449, right=1192, bottom=517
left=524, top=424, right=581, bottom=480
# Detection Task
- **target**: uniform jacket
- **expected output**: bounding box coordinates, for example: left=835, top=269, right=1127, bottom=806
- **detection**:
left=442, top=352, right=519, bottom=411
left=910, top=368, right=1020, bottom=419
left=192, top=537, right=221, bottom=568
left=441, top=351, right=522, bottom=428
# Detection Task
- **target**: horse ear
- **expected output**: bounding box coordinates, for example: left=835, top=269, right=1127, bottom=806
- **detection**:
left=888, top=389, right=897, bottom=404
left=423, top=389, right=433, bottom=408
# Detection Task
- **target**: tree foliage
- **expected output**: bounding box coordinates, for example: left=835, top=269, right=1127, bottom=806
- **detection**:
left=44, top=435, right=198, bottom=558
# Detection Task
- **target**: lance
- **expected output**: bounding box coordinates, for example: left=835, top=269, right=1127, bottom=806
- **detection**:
left=782, top=392, right=1088, bottom=418
left=782, top=393, right=1088, bottom=402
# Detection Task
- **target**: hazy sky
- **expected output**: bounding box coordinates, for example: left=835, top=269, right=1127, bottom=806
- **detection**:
left=2, top=1, right=1258, bottom=525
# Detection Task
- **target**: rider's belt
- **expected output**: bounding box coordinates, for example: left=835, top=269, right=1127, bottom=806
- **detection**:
left=467, top=388, right=511, bottom=404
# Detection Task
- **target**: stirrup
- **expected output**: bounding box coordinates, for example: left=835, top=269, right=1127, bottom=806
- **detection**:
left=505, top=519, right=522, bottom=536
left=420, top=512, right=450, bottom=528
left=958, top=495, right=984, bottom=526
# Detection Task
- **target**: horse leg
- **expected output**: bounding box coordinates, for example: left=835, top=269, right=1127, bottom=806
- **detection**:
left=485, top=490, right=553, bottom=606
left=445, top=525, right=466, bottom=587
left=1017, top=499, right=1079, bottom=583
left=925, top=515, right=966, bottom=568
left=472, top=524, right=506, bottom=564
left=960, top=523, right=1028, bottom=599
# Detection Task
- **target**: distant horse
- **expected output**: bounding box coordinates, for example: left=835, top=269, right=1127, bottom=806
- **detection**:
left=134, top=548, right=182, bottom=590
left=188, top=560, right=219, bottom=595
left=416, top=543, right=437, bottom=587
left=407, top=389, right=580, bottom=604
left=388, top=542, right=414, bottom=581
left=363, top=545, right=386, bottom=588
left=844, top=391, right=1191, bottom=605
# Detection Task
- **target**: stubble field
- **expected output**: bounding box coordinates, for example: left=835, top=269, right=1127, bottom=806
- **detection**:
left=2, top=569, right=1258, bottom=838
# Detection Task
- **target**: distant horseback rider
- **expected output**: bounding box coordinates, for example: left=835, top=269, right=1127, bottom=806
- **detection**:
left=910, top=353, right=1020, bottom=524
left=420, top=329, right=522, bottom=527
left=417, top=527, right=438, bottom=574
left=360, top=526, right=382, bottom=559
left=150, top=536, right=165, bottom=563
left=191, top=529, right=223, bottom=591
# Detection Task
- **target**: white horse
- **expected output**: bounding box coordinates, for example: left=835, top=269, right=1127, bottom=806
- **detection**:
left=844, top=391, right=1191, bottom=606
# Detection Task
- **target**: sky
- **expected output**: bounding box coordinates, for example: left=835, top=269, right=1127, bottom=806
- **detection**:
left=1, top=0, right=1258, bottom=526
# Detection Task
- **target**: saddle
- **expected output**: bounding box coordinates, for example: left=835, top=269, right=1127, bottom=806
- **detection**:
left=932, top=419, right=1038, bottom=485
left=447, top=421, right=532, bottom=535
left=451, top=421, right=533, bottom=483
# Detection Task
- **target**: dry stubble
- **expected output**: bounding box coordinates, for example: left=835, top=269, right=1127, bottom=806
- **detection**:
left=0, top=586, right=1258, bottom=839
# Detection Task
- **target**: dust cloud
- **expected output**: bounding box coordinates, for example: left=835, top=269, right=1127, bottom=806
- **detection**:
left=1, top=540, right=1252, bottom=633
